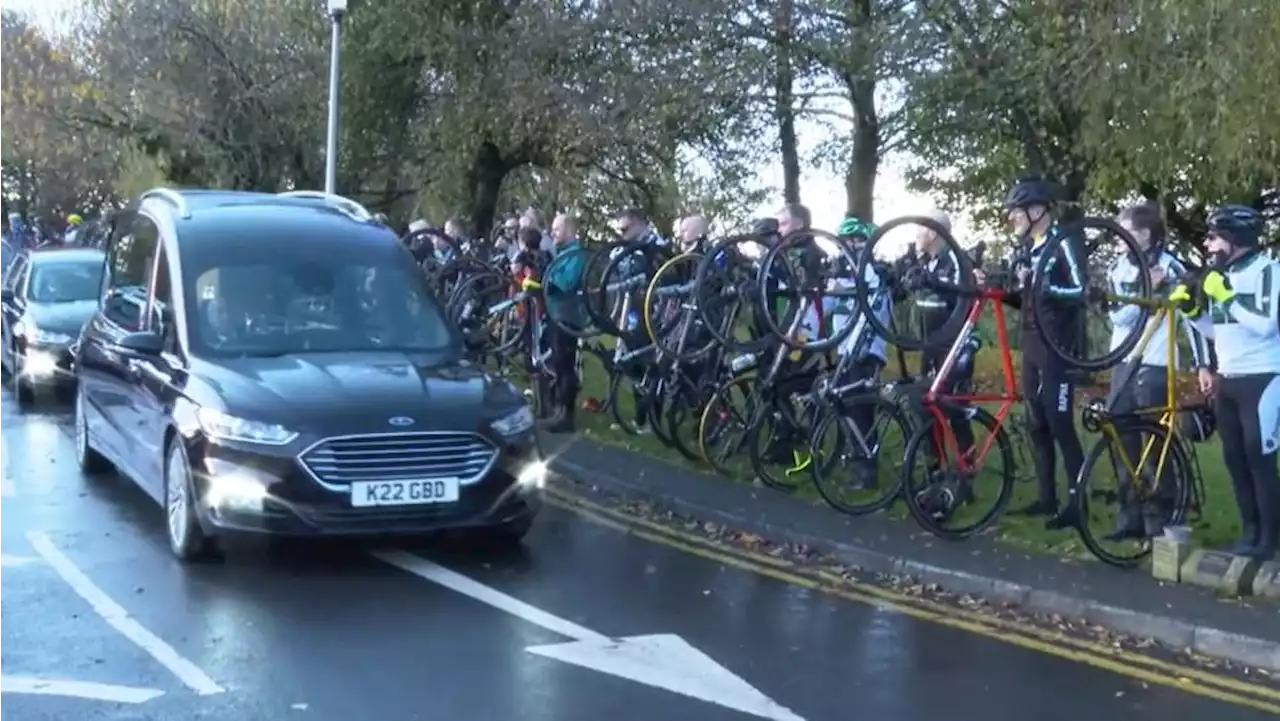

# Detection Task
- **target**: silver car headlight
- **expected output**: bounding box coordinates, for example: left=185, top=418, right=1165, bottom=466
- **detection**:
left=490, top=406, right=534, bottom=437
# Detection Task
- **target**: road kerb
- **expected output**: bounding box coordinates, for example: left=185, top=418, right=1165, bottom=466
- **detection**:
left=549, top=458, right=1280, bottom=674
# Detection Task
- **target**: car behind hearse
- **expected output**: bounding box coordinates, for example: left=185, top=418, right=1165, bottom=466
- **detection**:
left=2, top=246, right=106, bottom=402
left=72, top=189, right=543, bottom=561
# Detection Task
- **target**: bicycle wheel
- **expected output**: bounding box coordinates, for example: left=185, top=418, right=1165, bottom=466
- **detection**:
left=579, top=241, right=629, bottom=336
left=607, top=367, right=650, bottom=434
left=900, top=406, right=1016, bottom=539
left=756, top=229, right=862, bottom=353
left=645, top=252, right=718, bottom=361
left=1074, top=420, right=1193, bottom=568
left=855, top=215, right=975, bottom=351
left=809, top=397, right=912, bottom=516
left=450, top=273, right=526, bottom=356
left=697, top=373, right=759, bottom=475
left=747, top=391, right=817, bottom=492
left=543, top=247, right=598, bottom=338
left=1031, top=216, right=1151, bottom=371
left=693, top=234, right=774, bottom=354
left=661, top=375, right=705, bottom=462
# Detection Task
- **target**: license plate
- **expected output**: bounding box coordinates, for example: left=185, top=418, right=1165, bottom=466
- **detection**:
left=350, top=478, right=460, bottom=507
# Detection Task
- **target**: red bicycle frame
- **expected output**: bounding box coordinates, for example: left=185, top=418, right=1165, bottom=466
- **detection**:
left=919, top=285, right=1021, bottom=472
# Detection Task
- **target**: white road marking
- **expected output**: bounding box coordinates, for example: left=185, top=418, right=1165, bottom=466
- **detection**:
left=372, top=550, right=608, bottom=642
left=26, top=531, right=225, bottom=696
left=2, top=477, right=15, bottom=497
left=374, top=549, right=805, bottom=721
left=0, top=553, right=40, bottom=567
left=0, top=675, right=165, bottom=704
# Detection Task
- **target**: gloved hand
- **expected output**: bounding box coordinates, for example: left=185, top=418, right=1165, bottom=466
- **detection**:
left=520, top=277, right=542, bottom=291
left=1201, top=271, right=1234, bottom=303
left=1169, top=280, right=1202, bottom=317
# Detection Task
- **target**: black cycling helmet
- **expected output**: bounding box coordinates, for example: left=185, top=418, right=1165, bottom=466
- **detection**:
left=1003, top=174, right=1056, bottom=210
left=1206, top=204, right=1263, bottom=248
left=752, top=217, right=780, bottom=237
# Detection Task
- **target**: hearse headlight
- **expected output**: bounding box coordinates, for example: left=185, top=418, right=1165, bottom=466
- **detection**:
left=196, top=407, right=298, bottom=445
left=490, top=405, right=534, bottom=437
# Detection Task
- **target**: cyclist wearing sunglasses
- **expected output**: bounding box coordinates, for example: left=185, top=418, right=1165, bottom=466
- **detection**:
left=1173, top=205, right=1280, bottom=559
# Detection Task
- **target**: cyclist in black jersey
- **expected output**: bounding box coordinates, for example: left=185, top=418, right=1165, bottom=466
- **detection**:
left=996, top=175, right=1088, bottom=530
left=914, top=208, right=978, bottom=462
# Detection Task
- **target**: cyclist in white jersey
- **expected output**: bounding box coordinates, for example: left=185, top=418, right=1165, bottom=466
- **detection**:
left=1173, top=204, right=1280, bottom=559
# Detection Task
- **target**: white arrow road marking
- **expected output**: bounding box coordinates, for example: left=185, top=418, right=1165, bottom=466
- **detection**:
left=373, top=550, right=805, bottom=721
left=0, top=676, right=165, bottom=704
left=27, top=532, right=225, bottom=696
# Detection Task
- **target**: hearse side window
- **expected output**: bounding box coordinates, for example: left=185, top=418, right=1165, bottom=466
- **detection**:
left=148, top=245, right=179, bottom=353
left=102, top=215, right=159, bottom=330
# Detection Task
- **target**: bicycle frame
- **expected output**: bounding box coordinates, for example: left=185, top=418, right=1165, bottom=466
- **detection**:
left=1091, top=296, right=1191, bottom=488
left=919, top=286, right=1020, bottom=473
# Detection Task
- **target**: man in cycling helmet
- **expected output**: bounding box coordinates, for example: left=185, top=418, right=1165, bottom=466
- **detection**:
left=1172, top=204, right=1279, bottom=558
left=999, top=174, right=1088, bottom=529
left=1105, top=204, right=1213, bottom=540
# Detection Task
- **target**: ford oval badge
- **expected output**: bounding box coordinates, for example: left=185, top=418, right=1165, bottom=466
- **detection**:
left=388, top=416, right=415, bottom=427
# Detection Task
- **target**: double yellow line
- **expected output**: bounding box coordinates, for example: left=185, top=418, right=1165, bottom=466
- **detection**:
left=546, top=487, right=1280, bottom=714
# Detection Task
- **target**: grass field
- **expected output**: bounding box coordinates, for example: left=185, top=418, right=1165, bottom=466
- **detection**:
left=560, top=345, right=1240, bottom=562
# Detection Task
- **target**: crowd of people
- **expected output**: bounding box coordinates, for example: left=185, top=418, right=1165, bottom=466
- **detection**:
left=420, top=178, right=1278, bottom=560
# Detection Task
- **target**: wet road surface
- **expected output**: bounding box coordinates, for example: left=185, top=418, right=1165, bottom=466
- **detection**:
left=1, top=388, right=1275, bottom=721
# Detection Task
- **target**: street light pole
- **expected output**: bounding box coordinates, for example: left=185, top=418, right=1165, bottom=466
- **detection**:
left=323, top=0, right=348, bottom=194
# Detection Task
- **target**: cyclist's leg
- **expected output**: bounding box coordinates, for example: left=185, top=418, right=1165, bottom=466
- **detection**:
left=1039, top=353, right=1086, bottom=528
left=1017, top=349, right=1059, bottom=515
left=550, top=326, right=581, bottom=430
left=1105, top=363, right=1160, bottom=538
left=946, top=340, right=978, bottom=458
left=847, top=356, right=884, bottom=487
left=1216, top=374, right=1280, bottom=558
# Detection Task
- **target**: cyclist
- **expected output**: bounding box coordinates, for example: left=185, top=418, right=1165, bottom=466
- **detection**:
left=998, top=174, right=1088, bottom=530
left=913, top=208, right=978, bottom=469
left=1173, top=205, right=1279, bottom=559
left=1105, top=204, right=1213, bottom=540
left=64, top=213, right=84, bottom=245
left=677, top=215, right=710, bottom=253
left=830, top=215, right=892, bottom=488
left=535, top=213, right=588, bottom=433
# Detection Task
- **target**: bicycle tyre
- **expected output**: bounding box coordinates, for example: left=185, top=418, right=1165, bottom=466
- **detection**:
left=450, top=273, right=527, bottom=356
left=756, top=229, right=862, bottom=352
left=697, top=373, right=759, bottom=475
left=901, top=405, right=1016, bottom=539
left=809, top=398, right=911, bottom=516
left=693, top=234, right=774, bottom=354
left=579, top=241, right=629, bottom=336
left=644, top=252, right=718, bottom=361
left=544, top=247, right=598, bottom=338
left=1074, top=420, right=1193, bottom=568
left=747, top=393, right=815, bottom=492
left=855, top=215, right=974, bottom=351
left=1031, top=216, right=1151, bottom=371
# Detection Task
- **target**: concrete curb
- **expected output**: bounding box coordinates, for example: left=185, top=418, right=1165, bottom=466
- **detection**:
left=550, top=457, right=1280, bottom=673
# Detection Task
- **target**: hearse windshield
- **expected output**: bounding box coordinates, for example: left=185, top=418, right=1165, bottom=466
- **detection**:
left=183, top=245, right=456, bottom=358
